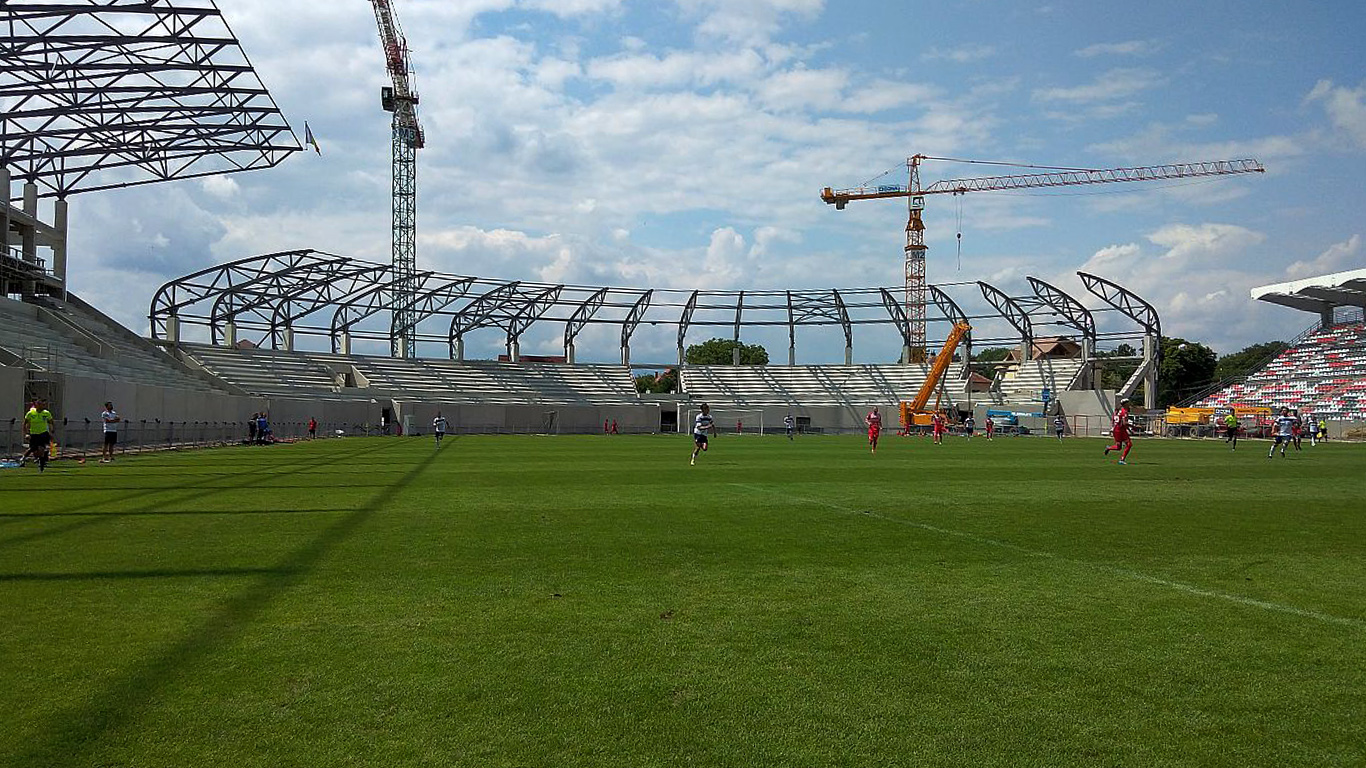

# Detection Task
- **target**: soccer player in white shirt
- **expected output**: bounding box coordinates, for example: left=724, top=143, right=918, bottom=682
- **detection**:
left=1268, top=407, right=1296, bottom=459
left=691, top=403, right=717, bottom=465
left=432, top=412, right=449, bottom=447
left=784, top=414, right=795, bottom=440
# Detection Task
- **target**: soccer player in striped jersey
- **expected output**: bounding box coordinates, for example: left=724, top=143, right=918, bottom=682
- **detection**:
left=691, top=403, right=717, bottom=465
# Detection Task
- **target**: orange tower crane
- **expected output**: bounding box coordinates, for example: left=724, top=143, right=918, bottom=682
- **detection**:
left=822, top=156, right=1265, bottom=363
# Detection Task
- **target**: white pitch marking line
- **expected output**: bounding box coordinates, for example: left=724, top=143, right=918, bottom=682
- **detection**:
left=731, top=483, right=1365, bottom=631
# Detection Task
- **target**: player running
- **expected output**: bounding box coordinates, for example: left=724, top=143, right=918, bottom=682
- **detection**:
left=1053, top=414, right=1066, bottom=441
left=1104, top=398, right=1134, bottom=465
left=691, top=403, right=717, bottom=465
left=1268, top=407, right=1296, bottom=459
left=784, top=414, right=795, bottom=440
left=866, top=406, right=883, bottom=454
left=432, top=412, right=448, bottom=447
left=1223, top=411, right=1238, bottom=450
left=22, top=399, right=55, bottom=472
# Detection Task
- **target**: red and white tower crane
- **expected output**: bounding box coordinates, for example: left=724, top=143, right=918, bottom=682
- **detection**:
left=369, top=0, right=425, bottom=357
left=822, top=156, right=1265, bottom=363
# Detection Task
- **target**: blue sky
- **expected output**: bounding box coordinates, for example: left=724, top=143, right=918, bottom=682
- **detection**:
left=60, top=0, right=1366, bottom=362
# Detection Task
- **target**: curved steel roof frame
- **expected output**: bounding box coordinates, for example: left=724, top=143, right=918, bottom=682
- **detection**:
left=208, top=254, right=355, bottom=345
left=1026, top=276, right=1096, bottom=343
left=152, top=252, right=1159, bottom=361
left=268, top=263, right=390, bottom=348
left=788, top=290, right=853, bottom=350
left=565, top=287, right=608, bottom=351
left=879, top=288, right=913, bottom=349
left=621, top=290, right=653, bottom=350
left=149, top=249, right=331, bottom=339
left=1, top=0, right=300, bottom=199
left=978, top=282, right=1034, bottom=346
left=1078, top=271, right=1160, bottom=338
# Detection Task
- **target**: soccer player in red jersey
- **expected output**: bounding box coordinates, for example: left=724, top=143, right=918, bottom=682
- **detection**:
left=931, top=412, right=946, bottom=445
left=865, top=406, right=883, bottom=454
left=1104, top=398, right=1134, bottom=465
left=984, top=416, right=994, bottom=440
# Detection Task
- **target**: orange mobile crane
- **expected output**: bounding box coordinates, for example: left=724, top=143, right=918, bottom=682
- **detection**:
left=900, top=321, right=971, bottom=428
left=823, top=156, right=1264, bottom=363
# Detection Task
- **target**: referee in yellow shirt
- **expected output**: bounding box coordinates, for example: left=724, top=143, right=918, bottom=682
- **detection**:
left=22, top=399, right=55, bottom=472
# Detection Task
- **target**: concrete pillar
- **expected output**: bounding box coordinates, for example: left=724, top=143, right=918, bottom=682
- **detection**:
left=901, top=345, right=912, bottom=364
left=1, top=168, right=10, bottom=258
left=509, top=339, right=520, bottom=363
left=732, top=346, right=740, bottom=366
left=53, top=197, right=68, bottom=289
left=282, top=327, right=294, bottom=352
left=22, top=182, right=37, bottom=266
left=165, top=315, right=180, bottom=344
left=621, top=345, right=630, bottom=367
left=1321, top=308, right=1335, bottom=331
left=1143, top=334, right=1159, bottom=411
left=788, top=345, right=796, bottom=366
left=224, top=320, right=237, bottom=347
left=340, top=331, right=351, bottom=356
left=566, top=342, right=576, bottom=365
left=677, top=345, right=685, bottom=367
left=845, top=346, right=853, bottom=366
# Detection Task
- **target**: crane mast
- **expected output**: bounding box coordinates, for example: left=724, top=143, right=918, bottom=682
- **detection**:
left=370, top=0, right=424, bottom=358
left=823, top=157, right=1265, bottom=364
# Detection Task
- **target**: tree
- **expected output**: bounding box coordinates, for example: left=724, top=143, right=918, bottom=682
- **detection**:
left=685, top=338, right=769, bottom=366
left=1214, top=341, right=1287, bottom=381
left=633, top=368, right=678, bottom=393
left=969, top=346, right=1013, bottom=377
left=1157, top=337, right=1217, bottom=407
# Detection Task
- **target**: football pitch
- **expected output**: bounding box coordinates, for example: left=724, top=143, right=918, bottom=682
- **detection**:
left=2, top=433, right=1362, bottom=767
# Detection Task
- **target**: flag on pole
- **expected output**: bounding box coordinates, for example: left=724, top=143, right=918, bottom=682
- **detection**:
left=304, top=122, right=321, bottom=154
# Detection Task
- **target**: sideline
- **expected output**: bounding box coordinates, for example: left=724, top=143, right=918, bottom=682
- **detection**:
left=731, top=482, right=1365, bottom=632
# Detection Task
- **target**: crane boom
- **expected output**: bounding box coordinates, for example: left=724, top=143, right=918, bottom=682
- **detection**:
left=822, top=155, right=1264, bottom=364
left=901, top=321, right=971, bottom=427
left=821, top=158, right=1264, bottom=207
left=369, top=0, right=424, bottom=357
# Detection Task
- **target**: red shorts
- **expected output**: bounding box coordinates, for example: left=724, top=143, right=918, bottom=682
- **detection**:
left=1112, top=429, right=1130, bottom=442
left=868, top=426, right=881, bottom=440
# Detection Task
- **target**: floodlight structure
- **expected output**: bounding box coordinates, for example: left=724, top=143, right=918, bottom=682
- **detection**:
left=1, top=0, right=301, bottom=294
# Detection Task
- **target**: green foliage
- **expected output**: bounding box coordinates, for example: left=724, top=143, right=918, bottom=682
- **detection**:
left=1094, top=343, right=1140, bottom=391
left=4, top=437, right=1365, bottom=765
left=633, top=368, right=678, bottom=393
left=684, top=337, right=769, bottom=365
left=1215, top=341, right=1288, bottom=381
left=1158, top=336, right=1218, bottom=406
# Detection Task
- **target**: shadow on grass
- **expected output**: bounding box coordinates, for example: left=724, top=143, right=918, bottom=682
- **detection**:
left=0, top=567, right=301, bottom=582
left=14, top=438, right=440, bottom=767
left=0, top=441, right=395, bottom=551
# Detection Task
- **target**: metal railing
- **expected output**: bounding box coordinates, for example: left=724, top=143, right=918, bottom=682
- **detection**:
left=1, top=418, right=361, bottom=460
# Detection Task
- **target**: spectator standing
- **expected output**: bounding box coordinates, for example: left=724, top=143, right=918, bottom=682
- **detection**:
left=308, top=417, right=317, bottom=439
left=248, top=413, right=258, bottom=444
left=100, top=401, right=121, bottom=463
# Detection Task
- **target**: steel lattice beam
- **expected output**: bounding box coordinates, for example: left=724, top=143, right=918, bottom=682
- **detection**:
left=1078, top=271, right=1160, bottom=338
left=979, top=281, right=1033, bottom=347
left=1027, top=276, right=1096, bottom=343
left=1, top=1, right=300, bottom=199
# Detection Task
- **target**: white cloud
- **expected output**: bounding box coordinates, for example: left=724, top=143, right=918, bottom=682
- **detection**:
left=677, top=0, right=825, bottom=45
left=1075, top=40, right=1158, bottom=58
left=922, top=44, right=996, bottom=64
left=1284, top=235, right=1362, bottom=280
left=1033, top=68, right=1164, bottom=104
left=1304, top=79, right=1366, bottom=148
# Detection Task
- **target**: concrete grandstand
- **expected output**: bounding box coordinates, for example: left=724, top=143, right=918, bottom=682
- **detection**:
left=1194, top=269, right=1366, bottom=422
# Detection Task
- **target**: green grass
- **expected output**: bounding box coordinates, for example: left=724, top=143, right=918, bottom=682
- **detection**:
left=1, top=434, right=1363, bottom=767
